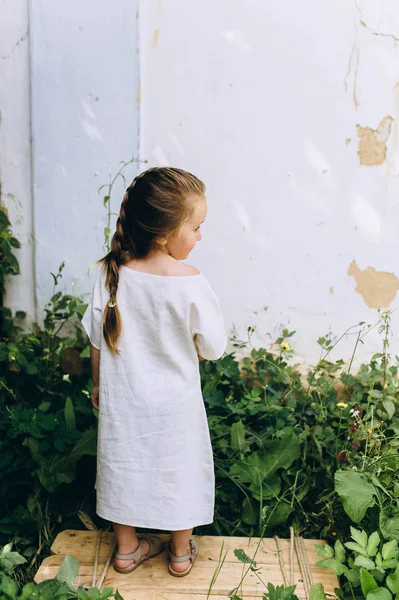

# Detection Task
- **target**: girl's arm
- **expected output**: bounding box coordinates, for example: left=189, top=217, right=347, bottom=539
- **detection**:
left=90, top=344, right=100, bottom=409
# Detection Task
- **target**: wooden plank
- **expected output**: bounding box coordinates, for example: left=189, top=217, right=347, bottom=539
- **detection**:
left=36, top=531, right=338, bottom=600
left=50, top=530, right=329, bottom=566
left=35, top=554, right=338, bottom=598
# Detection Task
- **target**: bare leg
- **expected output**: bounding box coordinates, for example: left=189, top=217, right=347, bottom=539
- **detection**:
left=113, top=523, right=150, bottom=569
left=170, top=528, right=193, bottom=573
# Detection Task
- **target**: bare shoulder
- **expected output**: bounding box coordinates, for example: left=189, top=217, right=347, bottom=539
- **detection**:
left=174, top=262, right=201, bottom=277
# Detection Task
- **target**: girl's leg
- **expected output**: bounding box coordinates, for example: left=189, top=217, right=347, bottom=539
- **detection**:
left=113, top=523, right=150, bottom=569
left=170, top=528, right=193, bottom=572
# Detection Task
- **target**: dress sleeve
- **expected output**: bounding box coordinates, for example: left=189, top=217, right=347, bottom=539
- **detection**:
left=190, top=276, right=227, bottom=361
left=82, top=274, right=103, bottom=350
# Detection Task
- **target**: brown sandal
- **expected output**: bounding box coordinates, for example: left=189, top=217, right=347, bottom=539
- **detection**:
left=167, top=536, right=198, bottom=577
left=114, top=535, right=164, bottom=574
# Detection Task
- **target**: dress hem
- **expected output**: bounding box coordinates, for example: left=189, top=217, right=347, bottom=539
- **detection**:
left=96, top=508, right=214, bottom=531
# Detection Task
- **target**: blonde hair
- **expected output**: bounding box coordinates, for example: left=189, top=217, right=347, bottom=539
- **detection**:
left=100, top=167, right=205, bottom=354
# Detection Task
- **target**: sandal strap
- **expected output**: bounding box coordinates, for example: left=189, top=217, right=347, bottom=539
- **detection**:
left=168, top=548, right=191, bottom=563
left=168, top=536, right=198, bottom=563
left=115, top=540, right=142, bottom=561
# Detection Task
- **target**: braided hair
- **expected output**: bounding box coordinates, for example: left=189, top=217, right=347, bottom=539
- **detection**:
left=100, top=167, right=205, bottom=354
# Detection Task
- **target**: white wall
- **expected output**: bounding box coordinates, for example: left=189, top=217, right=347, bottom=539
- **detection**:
left=29, top=0, right=140, bottom=308
left=2, top=0, right=399, bottom=363
left=140, top=0, right=399, bottom=362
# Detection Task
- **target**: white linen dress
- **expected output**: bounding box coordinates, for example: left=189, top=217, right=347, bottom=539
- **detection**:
left=82, top=266, right=226, bottom=530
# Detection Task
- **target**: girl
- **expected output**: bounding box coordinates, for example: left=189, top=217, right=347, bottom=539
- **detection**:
left=82, top=167, right=226, bottom=577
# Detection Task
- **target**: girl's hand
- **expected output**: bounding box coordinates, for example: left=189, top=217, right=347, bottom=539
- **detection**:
left=91, top=385, right=100, bottom=410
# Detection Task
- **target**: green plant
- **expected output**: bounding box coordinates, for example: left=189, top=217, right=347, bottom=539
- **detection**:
left=0, top=544, right=26, bottom=576
left=228, top=543, right=329, bottom=600
left=316, top=526, right=399, bottom=600
left=0, top=206, right=20, bottom=313
left=98, top=158, right=147, bottom=253
left=0, top=555, right=124, bottom=599
left=200, top=314, right=399, bottom=541
left=0, top=264, right=97, bottom=574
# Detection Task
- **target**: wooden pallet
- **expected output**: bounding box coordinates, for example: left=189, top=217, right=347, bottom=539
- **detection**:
left=34, top=530, right=338, bottom=600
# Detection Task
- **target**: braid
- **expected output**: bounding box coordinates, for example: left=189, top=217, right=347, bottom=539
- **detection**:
left=101, top=190, right=130, bottom=354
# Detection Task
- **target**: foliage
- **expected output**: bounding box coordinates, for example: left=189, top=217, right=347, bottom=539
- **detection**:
left=0, top=555, right=124, bottom=599
left=199, top=314, right=399, bottom=541
left=0, top=545, right=26, bottom=576
left=316, top=526, right=399, bottom=600
left=228, top=544, right=328, bottom=600
left=0, top=206, right=20, bottom=310
left=0, top=263, right=97, bottom=574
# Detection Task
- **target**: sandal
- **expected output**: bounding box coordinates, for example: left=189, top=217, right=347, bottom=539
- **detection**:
left=167, top=536, right=198, bottom=577
left=114, top=535, right=164, bottom=574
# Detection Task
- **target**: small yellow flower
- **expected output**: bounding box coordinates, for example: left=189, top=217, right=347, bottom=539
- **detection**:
left=336, top=402, right=348, bottom=409
left=367, top=428, right=373, bottom=435
left=281, top=342, right=291, bottom=351
left=331, top=532, right=337, bottom=537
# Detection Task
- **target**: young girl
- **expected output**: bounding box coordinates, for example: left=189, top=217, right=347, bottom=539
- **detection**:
left=82, top=167, right=226, bottom=577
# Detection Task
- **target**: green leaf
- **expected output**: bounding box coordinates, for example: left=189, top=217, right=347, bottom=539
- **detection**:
left=56, top=555, right=79, bottom=588
left=230, top=434, right=300, bottom=488
left=251, top=475, right=281, bottom=501
left=64, top=397, right=76, bottom=433
left=366, top=588, right=392, bottom=600
left=382, top=559, right=398, bottom=570
left=231, top=420, right=248, bottom=454
left=346, top=569, right=360, bottom=586
left=0, top=543, right=13, bottom=556
left=335, top=471, right=375, bottom=522
left=367, top=532, right=381, bottom=557
left=316, top=558, right=348, bottom=576
left=80, top=346, right=91, bottom=358
left=234, top=549, right=256, bottom=566
left=351, top=526, right=368, bottom=548
left=382, top=540, right=398, bottom=561
left=27, top=437, right=44, bottom=464
left=380, top=513, right=399, bottom=541
left=386, top=564, right=399, bottom=594
left=115, top=591, right=124, bottom=600
left=264, top=502, right=293, bottom=528
left=315, top=544, right=334, bottom=559
left=354, top=556, right=376, bottom=570
left=382, top=401, right=395, bottom=420
left=309, top=583, right=327, bottom=600
left=360, top=568, right=378, bottom=597
left=100, top=588, right=114, bottom=598
left=345, top=542, right=369, bottom=557
left=334, top=540, right=346, bottom=563
left=242, top=497, right=258, bottom=526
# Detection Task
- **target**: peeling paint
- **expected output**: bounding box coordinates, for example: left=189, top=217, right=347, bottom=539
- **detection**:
left=152, top=28, right=159, bottom=48
left=137, top=83, right=141, bottom=106
left=136, top=10, right=139, bottom=20
left=329, top=286, right=334, bottom=294
left=345, top=138, right=351, bottom=145
left=348, top=260, right=399, bottom=308
left=158, top=0, right=163, bottom=10
left=360, top=19, right=399, bottom=43
left=344, top=43, right=360, bottom=109
left=356, top=116, right=393, bottom=166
